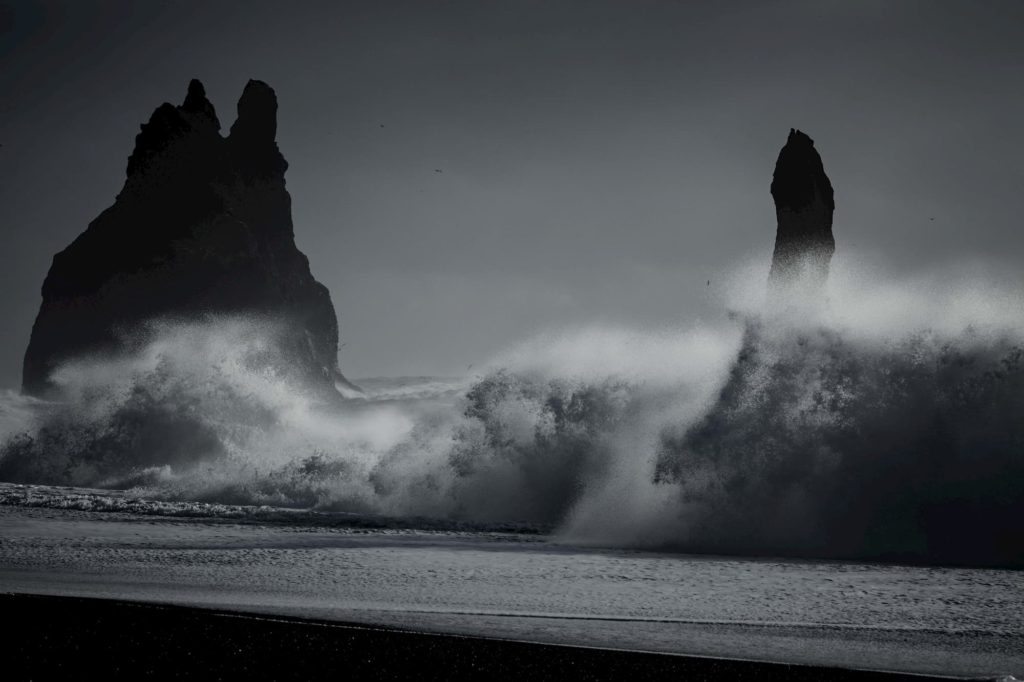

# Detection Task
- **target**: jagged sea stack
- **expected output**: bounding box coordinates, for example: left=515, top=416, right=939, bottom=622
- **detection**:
left=767, top=129, right=835, bottom=299
left=22, top=79, right=356, bottom=398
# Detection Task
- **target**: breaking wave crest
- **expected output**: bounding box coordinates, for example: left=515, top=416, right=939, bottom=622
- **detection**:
left=1, top=261, right=1022, bottom=566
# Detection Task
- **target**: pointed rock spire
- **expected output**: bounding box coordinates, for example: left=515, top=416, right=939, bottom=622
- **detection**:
left=767, top=129, right=835, bottom=298
left=123, top=79, right=224, bottom=195
left=227, top=79, right=287, bottom=178
left=229, top=79, right=277, bottom=142
left=181, top=78, right=220, bottom=131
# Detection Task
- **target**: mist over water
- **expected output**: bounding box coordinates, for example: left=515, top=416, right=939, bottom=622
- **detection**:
left=1, top=256, right=1022, bottom=566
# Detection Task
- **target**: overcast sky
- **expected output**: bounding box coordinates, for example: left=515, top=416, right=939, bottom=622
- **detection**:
left=1, top=0, right=1023, bottom=385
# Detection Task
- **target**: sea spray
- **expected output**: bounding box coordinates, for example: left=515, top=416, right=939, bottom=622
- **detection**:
left=1, top=258, right=1022, bottom=566
left=654, top=320, right=1024, bottom=565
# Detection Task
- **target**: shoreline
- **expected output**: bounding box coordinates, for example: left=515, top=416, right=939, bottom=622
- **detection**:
left=3, top=483, right=1021, bottom=571
left=4, top=592, right=961, bottom=680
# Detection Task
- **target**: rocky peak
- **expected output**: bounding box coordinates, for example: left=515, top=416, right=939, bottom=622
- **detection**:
left=229, top=79, right=277, bottom=142
left=122, top=79, right=226, bottom=200
left=767, top=128, right=836, bottom=299
left=22, top=79, right=355, bottom=399
left=227, top=79, right=287, bottom=179
left=180, top=78, right=221, bottom=131
left=771, top=129, right=834, bottom=214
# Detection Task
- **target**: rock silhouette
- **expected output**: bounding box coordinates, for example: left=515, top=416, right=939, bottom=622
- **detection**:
left=22, top=79, right=356, bottom=398
left=767, top=129, right=835, bottom=298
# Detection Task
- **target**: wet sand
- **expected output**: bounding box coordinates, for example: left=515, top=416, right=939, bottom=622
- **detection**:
left=4, top=593, right=944, bottom=680
left=3, top=500, right=1022, bottom=679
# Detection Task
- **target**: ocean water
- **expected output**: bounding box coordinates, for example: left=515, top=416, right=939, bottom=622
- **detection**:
left=1, top=258, right=1021, bottom=567
left=1, top=258, right=1023, bottom=675
left=1, top=497, right=1021, bottom=678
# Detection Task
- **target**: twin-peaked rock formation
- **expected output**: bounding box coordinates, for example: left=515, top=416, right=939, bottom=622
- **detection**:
left=22, top=79, right=356, bottom=398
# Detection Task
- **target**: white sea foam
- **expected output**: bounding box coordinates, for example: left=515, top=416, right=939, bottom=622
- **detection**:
left=1, top=255, right=1022, bottom=565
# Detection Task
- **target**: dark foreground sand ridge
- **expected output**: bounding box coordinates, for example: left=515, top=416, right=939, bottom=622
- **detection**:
left=4, top=594, right=949, bottom=681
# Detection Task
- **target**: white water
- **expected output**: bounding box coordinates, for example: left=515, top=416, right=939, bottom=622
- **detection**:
left=1, top=256, right=1022, bottom=566
left=2, top=501, right=1022, bottom=678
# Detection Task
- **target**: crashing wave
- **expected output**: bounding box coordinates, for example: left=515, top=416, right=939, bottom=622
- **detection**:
left=1, top=261, right=1022, bottom=566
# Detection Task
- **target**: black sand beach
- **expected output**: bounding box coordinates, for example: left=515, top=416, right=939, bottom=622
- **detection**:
left=4, top=593, right=950, bottom=681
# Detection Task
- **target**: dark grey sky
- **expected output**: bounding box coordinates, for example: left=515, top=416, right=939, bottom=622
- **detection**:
left=1, top=0, right=1023, bottom=385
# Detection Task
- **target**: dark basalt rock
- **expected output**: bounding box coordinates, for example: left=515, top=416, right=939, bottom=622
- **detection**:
left=767, top=129, right=835, bottom=296
left=22, top=79, right=356, bottom=398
